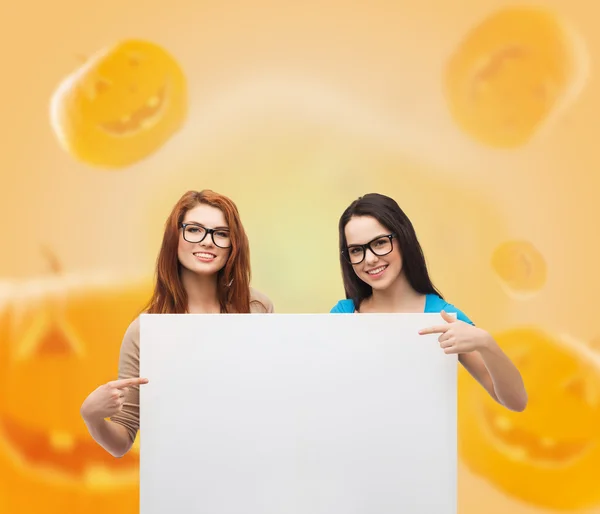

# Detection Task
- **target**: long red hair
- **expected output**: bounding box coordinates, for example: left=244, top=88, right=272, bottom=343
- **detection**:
left=145, top=190, right=252, bottom=314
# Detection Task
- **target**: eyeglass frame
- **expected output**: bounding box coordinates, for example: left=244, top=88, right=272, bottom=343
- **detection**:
left=342, top=233, right=396, bottom=264
left=179, top=222, right=232, bottom=248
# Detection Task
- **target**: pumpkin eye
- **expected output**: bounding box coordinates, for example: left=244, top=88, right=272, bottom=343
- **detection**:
left=14, top=317, right=83, bottom=362
left=35, top=325, right=75, bottom=358
left=94, top=78, right=111, bottom=95
left=128, top=54, right=142, bottom=67
left=511, top=347, right=531, bottom=368
left=564, top=375, right=598, bottom=407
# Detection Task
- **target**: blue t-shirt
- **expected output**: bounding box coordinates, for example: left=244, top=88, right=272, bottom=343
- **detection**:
left=330, top=293, right=474, bottom=325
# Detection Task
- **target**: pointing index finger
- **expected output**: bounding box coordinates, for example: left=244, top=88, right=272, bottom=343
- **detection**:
left=109, top=377, right=149, bottom=389
left=419, top=325, right=449, bottom=335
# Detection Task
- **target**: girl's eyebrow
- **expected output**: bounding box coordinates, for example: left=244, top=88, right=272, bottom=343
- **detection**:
left=184, top=221, right=230, bottom=230
left=347, top=233, right=388, bottom=246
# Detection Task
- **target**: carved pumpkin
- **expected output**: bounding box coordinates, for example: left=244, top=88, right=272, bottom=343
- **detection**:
left=458, top=327, right=600, bottom=510
left=50, top=39, right=187, bottom=168
left=0, top=271, right=152, bottom=513
left=444, top=6, right=587, bottom=148
left=490, top=240, right=547, bottom=299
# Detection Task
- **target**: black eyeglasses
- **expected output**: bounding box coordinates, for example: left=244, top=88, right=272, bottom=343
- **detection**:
left=342, top=234, right=396, bottom=264
left=180, top=223, right=232, bottom=248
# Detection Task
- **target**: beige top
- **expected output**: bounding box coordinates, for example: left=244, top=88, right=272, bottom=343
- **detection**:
left=110, top=288, right=274, bottom=442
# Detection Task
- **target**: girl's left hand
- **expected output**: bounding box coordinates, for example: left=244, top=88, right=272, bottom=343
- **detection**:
left=418, top=310, right=491, bottom=354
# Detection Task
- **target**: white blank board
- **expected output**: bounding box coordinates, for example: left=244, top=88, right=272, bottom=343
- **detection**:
left=139, top=313, right=457, bottom=514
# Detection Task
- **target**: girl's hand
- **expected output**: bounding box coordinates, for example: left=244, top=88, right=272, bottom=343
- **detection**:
left=81, top=377, right=148, bottom=423
left=418, top=310, right=491, bottom=354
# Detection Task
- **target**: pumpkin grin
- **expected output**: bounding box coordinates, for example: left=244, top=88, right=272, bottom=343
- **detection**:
left=99, top=83, right=167, bottom=136
left=483, top=408, right=590, bottom=466
left=0, top=416, right=139, bottom=483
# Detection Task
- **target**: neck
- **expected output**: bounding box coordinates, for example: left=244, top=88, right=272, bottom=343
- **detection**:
left=181, top=268, right=221, bottom=313
left=368, top=273, right=426, bottom=312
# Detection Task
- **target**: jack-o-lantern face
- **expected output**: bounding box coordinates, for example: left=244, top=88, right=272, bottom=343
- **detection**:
left=490, top=240, right=547, bottom=299
left=444, top=6, right=587, bottom=148
left=459, top=327, right=600, bottom=510
left=50, top=39, right=187, bottom=168
left=0, top=273, right=152, bottom=513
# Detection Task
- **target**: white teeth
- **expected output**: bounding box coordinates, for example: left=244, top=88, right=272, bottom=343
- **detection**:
left=367, top=266, right=387, bottom=275
left=84, top=465, right=115, bottom=486
left=494, top=416, right=512, bottom=432
left=194, top=252, right=215, bottom=259
left=507, top=446, right=528, bottom=461
left=141, top=118, right=156, bottom=130
left=50, top=431, right=75, bottom=451
left=540, top=437, right=556, bottom=448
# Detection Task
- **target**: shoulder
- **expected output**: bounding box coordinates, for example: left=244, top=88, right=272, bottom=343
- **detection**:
left=330, top=299, right=355, bottom=313
left=114, top=316, right=142, bottom=379
left=249, top=287, right=274, bottom=313
left=425, top=294, right=474, bottom=325
left=120, top=316, right=141, bottom=356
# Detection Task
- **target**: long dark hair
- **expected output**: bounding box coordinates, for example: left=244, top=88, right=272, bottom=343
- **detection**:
left=338, top=193, right=443, bottom=309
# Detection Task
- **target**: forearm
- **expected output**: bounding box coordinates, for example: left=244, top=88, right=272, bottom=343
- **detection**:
left=82, top=416, right=133, bottom=458
left=479, top=334, right=528, bottom=411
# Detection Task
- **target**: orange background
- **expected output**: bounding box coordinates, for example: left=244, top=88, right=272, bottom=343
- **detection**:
left=1, top=0, right=600, bottom=512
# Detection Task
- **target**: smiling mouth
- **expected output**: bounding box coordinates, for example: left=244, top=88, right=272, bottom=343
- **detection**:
left=0, top=415, right=138, bottom=482
left=366, top=265, right=388, bottom=276
left=483, top=408, right=590, bottom=465
left=99, top=84, right=167, bottom=136
left=194, top=252, right=216, bottom=260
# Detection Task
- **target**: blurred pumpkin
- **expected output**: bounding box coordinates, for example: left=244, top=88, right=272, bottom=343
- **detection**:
left=458, top=326, right=600, bottom=510
left=444, top=6, right=587, bottom=148
left=0, top=267, right=152, bottom=513
left=490, top=240, right=547, bottom=299
left=50, top=39, right=187, bottom=168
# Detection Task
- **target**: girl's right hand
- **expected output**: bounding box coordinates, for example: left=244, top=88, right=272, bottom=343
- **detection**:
left=80, top=377, right=148, bottom=423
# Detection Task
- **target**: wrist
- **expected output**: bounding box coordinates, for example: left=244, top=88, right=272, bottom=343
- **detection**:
left=476, top=330, right=497, bottom=355
left=80, top=405, right=104, bottom=426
